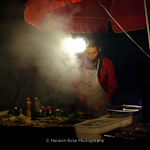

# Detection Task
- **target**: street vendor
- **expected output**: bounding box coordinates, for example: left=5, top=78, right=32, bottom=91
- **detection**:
left=72, top=38, right=118, bottom=114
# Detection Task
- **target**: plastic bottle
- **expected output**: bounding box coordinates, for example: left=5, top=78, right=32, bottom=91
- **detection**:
left=47, top=106, right=52, bottom=116
left=34, top=97, right=41, bottom=117
left=43, top=107, right=47, bottom=117
left=25, top=97, right=31, bottom=116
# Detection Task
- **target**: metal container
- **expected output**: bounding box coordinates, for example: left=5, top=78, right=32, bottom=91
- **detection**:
left=74, top=113, right=133, bottom=139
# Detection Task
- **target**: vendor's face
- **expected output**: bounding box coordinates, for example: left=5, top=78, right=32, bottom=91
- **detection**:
left=85, top=46, right=101, bottom=62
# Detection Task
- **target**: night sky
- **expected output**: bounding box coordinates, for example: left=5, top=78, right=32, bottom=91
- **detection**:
left=0, top=0, right=150, bottom=110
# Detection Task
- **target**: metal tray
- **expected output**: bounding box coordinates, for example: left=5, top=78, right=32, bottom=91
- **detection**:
left=107, top=104, right=142, bottom=113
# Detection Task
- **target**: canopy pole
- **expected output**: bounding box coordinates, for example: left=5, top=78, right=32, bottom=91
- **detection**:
left=144, top=0, right=150, bottom=50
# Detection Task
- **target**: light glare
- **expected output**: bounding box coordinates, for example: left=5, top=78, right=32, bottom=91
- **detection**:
left=63, top=38, right=86, bottom=57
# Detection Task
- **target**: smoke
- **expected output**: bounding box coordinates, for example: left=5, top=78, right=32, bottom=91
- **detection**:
left=7, top=9, right=82, bottom=110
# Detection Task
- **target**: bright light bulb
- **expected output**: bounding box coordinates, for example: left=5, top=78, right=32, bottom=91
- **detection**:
left=63, top=37, right=86, bottom=57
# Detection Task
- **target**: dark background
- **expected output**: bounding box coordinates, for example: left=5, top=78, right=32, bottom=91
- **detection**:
left=0, top=0, right=150, bottom=113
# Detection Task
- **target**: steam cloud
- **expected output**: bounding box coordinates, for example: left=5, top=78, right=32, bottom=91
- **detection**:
left=6, top=8, right=82, bottom=110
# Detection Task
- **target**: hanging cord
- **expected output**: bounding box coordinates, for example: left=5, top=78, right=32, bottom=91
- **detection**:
left=96, top=0, right=150, bottom=58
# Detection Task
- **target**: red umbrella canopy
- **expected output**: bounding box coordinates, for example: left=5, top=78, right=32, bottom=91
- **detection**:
left=111, top=0, right=150, bottom=33
left=24, top=0, right=112, bottom=33
left=24, top=0, right=150, bottom=33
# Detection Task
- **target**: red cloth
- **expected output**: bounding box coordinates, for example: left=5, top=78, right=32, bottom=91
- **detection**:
left=99, top=57, right=118, bottom=99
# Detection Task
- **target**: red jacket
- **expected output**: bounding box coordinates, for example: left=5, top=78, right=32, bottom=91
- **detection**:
left=98, top=57, right=118, bottom=99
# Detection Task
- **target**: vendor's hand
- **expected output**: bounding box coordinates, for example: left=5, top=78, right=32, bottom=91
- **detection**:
left=75, top=91, right=87, bottom=103
left=98, top=98, right=111, bottom=109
